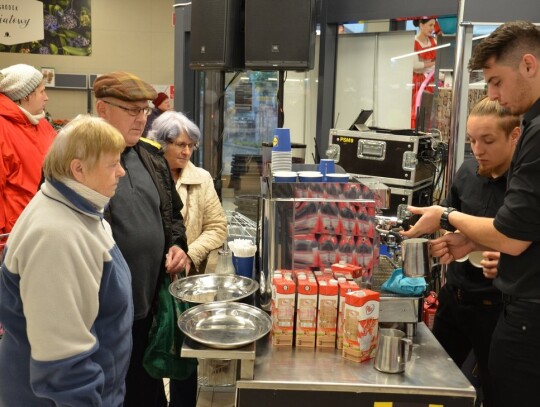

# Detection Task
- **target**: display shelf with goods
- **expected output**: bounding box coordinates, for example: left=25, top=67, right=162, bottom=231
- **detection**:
left=223, top=72, right=279, bottom=179
left=259, top=178, right=379, bottom=312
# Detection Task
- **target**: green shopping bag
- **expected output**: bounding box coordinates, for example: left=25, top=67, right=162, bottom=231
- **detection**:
left=143, top=275, right=197, bottom=380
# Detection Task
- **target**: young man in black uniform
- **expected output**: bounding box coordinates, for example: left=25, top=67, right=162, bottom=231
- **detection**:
left=432, top=97, right=520, bottom=407
left=402, top=21, right=540, bottom=407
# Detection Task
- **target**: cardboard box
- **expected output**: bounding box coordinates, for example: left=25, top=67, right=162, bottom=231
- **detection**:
left=355, top=237, right=375, bottom=272
left=336, top=235, right=356, bottom=265
left=315, top=276, right=339, bottom=349
left=271, top=272, right=296, bottom=347
left=342, top=289, right=380, bottom=363
left=331, top=262, right=362, bottom=280
left=293, top=271, right=318, bottom=348
left=336, top=279, right=360, bottom=349
left=292, top=234, right=319, bottom=270
left=355, top=203, right=376, bottom=238
left=318, top=234, right=339, bottom=270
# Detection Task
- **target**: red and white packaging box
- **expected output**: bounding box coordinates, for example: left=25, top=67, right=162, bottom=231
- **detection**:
left=331, top=261, right=363, bottom=280
left=313, top=269, right=334, bottom=279
left=315, top=275, right=339, bottom=349
left=342, top=289, right=380, bottom=363
left=271, top=272, right=296, bottom=347
left=293, top=271, right=318, bottom=348
left=336, top=278, right=360, bottom=349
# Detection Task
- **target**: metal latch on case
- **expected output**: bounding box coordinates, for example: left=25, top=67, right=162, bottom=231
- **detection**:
left=357, top=139, right=386, bottom=161
left=402, top=151, right=418, bottom=171
left=326, top=144, right=340, bottom=161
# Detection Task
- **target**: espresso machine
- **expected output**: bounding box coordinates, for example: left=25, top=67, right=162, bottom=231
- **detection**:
left=372, top=202, right=426, bottom=337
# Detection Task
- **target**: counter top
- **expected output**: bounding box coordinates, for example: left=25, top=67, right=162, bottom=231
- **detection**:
left=237, top=323, right=475, bottom=401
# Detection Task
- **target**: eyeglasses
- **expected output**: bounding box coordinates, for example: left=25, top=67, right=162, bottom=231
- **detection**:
left=102, top=99, right=152, bottom=117
left=171, top=141, right=199, bottom=151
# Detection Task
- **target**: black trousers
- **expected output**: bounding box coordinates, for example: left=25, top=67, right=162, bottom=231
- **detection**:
left=169, top=369, right=198, bottom=407
left=489, top=299, right=540, bottom=407
left=432, top=284, right=502, bottom=407
left=124, top=313, right=167, bottom=407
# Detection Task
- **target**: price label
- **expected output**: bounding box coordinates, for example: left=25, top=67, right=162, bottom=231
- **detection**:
left=337, top=136, right=355, bottom=144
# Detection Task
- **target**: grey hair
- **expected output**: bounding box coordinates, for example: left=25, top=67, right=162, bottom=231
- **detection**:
left=147, top=110, right=200, bottom=150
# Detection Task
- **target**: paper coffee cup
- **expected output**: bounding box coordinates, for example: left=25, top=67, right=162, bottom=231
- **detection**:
left=468, top=251, right=484, bottom=268
left=232, top=255, right=254, bottom=279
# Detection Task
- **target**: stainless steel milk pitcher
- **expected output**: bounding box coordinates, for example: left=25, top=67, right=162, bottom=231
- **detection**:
left=374, top=328, right=413, bottom=373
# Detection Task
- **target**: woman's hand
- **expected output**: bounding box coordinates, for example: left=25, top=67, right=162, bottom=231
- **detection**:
left=165, top=245, right=191, bottom=275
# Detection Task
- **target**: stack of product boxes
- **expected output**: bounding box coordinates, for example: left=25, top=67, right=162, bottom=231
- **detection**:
left=291, top=187, right=377, bottom=281
left=268, top=180, right=381, bottom=358
left=271, top=266, right=380, bottom=364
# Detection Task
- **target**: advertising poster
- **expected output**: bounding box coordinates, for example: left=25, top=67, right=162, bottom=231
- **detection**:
left=0, top=0, right=92, bottom=56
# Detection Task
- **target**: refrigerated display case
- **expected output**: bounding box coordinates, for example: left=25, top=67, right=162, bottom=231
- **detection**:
left=259, top=178, right=378, bottom=312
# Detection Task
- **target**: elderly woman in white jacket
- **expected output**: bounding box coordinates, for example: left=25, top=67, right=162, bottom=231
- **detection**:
left=147, top=110, right=227, bottom=407
left=147, top=110, right=227, bottom=275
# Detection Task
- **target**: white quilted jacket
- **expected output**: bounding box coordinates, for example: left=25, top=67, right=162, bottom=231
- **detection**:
left=176, top=161, right=227, bottom=274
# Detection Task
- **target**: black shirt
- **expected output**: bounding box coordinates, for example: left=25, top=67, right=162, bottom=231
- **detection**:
left=494, top=97, right=540, bottom=298
left=443, top=158, right=506, bottom=293
left=109, top=147, right=165, bottom=320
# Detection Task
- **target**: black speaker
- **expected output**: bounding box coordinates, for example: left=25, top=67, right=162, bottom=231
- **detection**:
left=244, top=0, right=316, bottom=71
left=190, top=0, right=244, bottom=71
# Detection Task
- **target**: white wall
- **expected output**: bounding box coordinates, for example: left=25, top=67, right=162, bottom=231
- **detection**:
left=283, top=36, right=319, bottom=164
left=284, top=30, right=417, bottom=164
left=334, top=31, right=415, bottom=130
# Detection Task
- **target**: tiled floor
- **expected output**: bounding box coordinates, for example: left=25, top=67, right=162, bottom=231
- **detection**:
left=196, top=387, right=236, bottom=407
left=163, top=379, right=236, bottom=407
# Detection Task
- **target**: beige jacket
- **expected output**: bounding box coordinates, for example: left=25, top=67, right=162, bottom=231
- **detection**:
left=176, top=161, right=227, bottom=274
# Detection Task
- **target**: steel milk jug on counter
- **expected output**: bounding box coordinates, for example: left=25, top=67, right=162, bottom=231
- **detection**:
left=374, top=328, right=413, bottom=373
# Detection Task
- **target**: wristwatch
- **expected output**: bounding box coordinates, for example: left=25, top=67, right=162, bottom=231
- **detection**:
left=440, top=207, right=457, bottom=232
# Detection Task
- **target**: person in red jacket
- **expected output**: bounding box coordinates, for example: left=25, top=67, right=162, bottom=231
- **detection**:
left=0, top=64, right=56, bottom=235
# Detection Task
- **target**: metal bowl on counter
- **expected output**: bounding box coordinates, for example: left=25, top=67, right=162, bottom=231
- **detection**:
left=169, top=274, right=259, bottom=304
left=178, top=302, right=272, bottom=349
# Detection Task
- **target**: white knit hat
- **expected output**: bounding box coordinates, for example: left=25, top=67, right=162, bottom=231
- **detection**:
left=0, top=64, right=43, bottom=101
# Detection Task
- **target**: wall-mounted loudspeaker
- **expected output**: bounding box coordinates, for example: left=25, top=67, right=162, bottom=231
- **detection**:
left=189, top=0, right=244, bottom=70
left=244, top=0, right=316, bottom=71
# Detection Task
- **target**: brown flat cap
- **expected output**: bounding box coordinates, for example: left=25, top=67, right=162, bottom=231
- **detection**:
left=93, top=71, right=157, bottom=101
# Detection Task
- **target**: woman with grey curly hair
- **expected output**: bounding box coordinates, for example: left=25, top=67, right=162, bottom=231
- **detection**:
left=147, top=110, right=227, bottom=407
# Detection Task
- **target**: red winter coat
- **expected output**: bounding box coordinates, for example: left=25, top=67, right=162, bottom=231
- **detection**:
left=0, top=94, right=56, bottom=234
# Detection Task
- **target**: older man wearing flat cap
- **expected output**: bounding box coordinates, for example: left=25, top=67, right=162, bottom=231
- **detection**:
left=94, top=71, right=190, bottom=407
